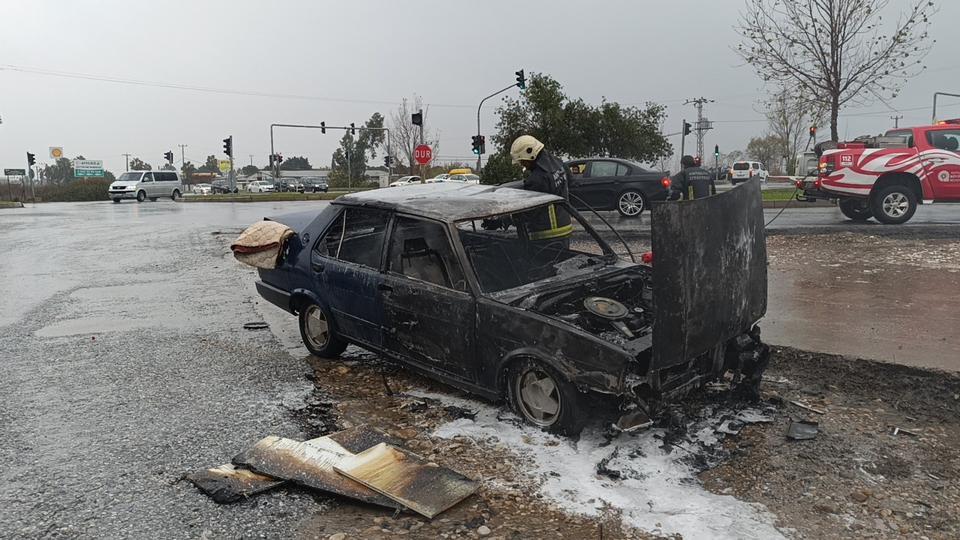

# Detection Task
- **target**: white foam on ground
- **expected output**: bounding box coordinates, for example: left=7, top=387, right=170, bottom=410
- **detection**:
left=408, top=390, right=784, bottom=540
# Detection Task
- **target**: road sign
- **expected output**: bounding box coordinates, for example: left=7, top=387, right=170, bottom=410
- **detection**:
left=73, top=159, right=104, bottom=177
left=4, top=169, right=26, bottom=176
left=414, top=144, right=433, bottom=165
left=218, top=159, right=231, bottom=173
left=49, top=147, right=64, bottom=159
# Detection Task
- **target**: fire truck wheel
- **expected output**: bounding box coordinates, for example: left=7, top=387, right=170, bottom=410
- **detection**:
left=838, top=198, right=873, bottom=221
left=870, top=185, right=917, bottom=225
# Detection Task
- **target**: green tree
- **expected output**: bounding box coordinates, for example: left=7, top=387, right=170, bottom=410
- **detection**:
left=161, top=163, right=176, bottom=171
left=240, top=164, right=260, bottom=176
left=197, top=155, right=219, bottom=174
left=279, top=156, right=311, bottom=170
left=129, top=157, right=151, bottom=171
left=746, top=134, right=785, bottom=172
left=330, top=112, right=386, bottom=186
left=181, top=161, right=197, bottom=181
left=480, top=152, right=523, bottom=185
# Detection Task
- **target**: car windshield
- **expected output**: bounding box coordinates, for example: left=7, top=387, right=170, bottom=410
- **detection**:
left=117, top=172, right=142, bottom=182
left=456, top=203, right=616, bottom=295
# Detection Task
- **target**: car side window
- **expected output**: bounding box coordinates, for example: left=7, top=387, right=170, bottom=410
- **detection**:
left=141, top=173, right=154, bottom=182
left=313, top=209, right=389, bottom=269
left=387, top=217, right=468, bottom=292
left=615, top=163, right=630, bottom=176
left=568, top=162, right=587, bottom=178
left=589, top=161, right=619, bottom=178
left=927, top=129, right=960, bottom=153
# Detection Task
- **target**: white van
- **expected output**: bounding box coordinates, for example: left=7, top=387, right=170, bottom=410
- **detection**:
left=109, top=171, right=183, bottom=203
left=730, top=161, right=768, bottom=185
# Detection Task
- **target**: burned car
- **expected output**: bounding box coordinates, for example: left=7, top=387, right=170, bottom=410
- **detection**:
left=254, top=182, right=769, bottom=434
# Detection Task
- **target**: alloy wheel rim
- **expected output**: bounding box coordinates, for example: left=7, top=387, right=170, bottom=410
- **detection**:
left=619, top=192, right=643, bottom=215
left=304, top=306, right=329, bottom=349
left=882, top=193, right=908, bottom=218
left=516, top=368, right=561, bottom=426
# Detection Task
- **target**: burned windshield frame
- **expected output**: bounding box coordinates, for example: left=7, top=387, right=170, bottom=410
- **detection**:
left=454, top=202, right=617, bottom=294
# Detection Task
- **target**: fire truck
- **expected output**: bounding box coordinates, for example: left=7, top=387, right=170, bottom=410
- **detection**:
left=797, top=119, right=960, bottom=224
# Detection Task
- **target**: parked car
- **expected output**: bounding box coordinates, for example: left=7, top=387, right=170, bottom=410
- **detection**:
left=389, top=176, right=421, bottom=187
left=248, top=180, right=274, bottom=193
left=108, top=171, right=183, bottom=203
left=449, top=174, right=481, bottom=184
left=301, top=179, right=330, bottom=193
left=564, top=158, right=671, bottom=217
left=730, top=161, right=769, bottom=185
left=191, top=183, right=213, bottom=195
left=210, top=179, right=237, bottom=194
left=425, top=174, right=451, bottom=183
left=251, top=183, right=769, bottom=435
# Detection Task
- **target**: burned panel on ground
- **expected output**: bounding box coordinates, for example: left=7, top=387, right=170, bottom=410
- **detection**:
left=185, top=463, right=285, bottom=504
left=650, top=178, right=767, bottom=370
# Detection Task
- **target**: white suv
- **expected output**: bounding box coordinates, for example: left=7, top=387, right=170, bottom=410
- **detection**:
left=730, top=161, right=768, bottom=184
left=248, top=180, right=275, bottom=193
left=109, top=171, right=183, bottom=203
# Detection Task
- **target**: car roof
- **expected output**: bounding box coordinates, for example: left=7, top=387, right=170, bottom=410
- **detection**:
left=334, top=183, right=562, bottom=221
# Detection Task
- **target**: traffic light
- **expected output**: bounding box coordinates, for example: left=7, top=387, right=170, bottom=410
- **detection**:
left=411, top=111, right=423, bottom=126
left=809, top=126, right=817, bottom=137
left=26, top=152, right=35, bottom=166
left=515, top=69, right=526, bottom=90
left=164, top=151, right=174, bottom=163
left=471, top=135, right=486, bottom=155
left=222, top=137, right=232, bottom=157
left=683, top=122, right=692, bottom=136
left=350, top=123, right=356, bottom=135
left=384, top=155, right=392, bottom=167
left=276, top=153, right=283, bottom=165
left=714, top=145, right=719, bottom=158
left=320, top=121, right=326, bottom=134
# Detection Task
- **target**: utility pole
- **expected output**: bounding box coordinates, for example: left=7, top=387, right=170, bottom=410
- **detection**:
left=684, top=97, right=714, bottom=162
left=890, top=115, right=903, bottom=128
left=249, top=154, right=254, bottom=167
left=178, top=144, right=188, bottom=167
left=122, top=153, right=131, bottom=172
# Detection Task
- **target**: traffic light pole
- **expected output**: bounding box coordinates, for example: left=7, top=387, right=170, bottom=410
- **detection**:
left=228, top=136, right=235, bottom=191
left=680, top=119, right=687, bottom=160
left=476, top=83, right=518, bottom=174
left=269, top=123, right=391, bottom=188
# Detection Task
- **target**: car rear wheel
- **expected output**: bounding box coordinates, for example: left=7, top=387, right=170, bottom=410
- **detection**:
left=171, top=190, right=180, bottom=201
left=298, top=303, right=347, bottom=358
left=508, top=359, right=587, bottom=435
left=870, top=185, right=917, bottom=225
left=616, top=190, right=647, bottom=218
left=838, top=198, right=873, bottom=221
left=112, top=198, right=121, bottom=203
left=136, top=190, right=146, bottom=202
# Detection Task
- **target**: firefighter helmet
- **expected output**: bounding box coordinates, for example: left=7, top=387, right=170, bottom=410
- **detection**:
left=510, top=135, right=545, bottom=164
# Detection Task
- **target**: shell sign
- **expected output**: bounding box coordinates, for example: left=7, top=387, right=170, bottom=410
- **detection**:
left=49, top=147, right=64, bottom=159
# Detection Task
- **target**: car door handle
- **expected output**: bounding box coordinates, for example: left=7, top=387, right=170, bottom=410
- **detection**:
left=311, top=262, right=324, bottom=273
left=378, top=284, right=393, bottom=292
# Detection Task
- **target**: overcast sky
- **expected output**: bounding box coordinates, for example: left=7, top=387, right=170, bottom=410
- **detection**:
left=2, top=0, right=959, bottom=175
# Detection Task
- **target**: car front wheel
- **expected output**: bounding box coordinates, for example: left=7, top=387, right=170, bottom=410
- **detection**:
left=838, top=198, right=872, bottom=221
left=136, top=190, right=146, bottom=202
left=298, top=302, right=348, bottom=358
left=616, top=190, right=647, bottom=218
left=870, top=185, right=917, bottom=225
left=171, top=190, right=180, bottom=201
left=112, top=198, right=121, bottom=203
left=508, top=359, right=587, bottom=435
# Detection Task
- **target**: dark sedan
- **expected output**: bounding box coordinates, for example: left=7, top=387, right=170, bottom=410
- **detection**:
left=565, top=158, right=671, bottom=217
left=251, top=183, right=769, bottom=435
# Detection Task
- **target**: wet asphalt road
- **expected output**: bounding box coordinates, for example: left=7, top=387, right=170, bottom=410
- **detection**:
left=0, top=199, right=957, bottom=537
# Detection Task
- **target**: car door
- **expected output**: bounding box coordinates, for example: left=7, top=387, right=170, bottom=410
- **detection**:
left=139, top=173, right=155, bottom=196
left=566, top=161, right=589, bottom=209
left=379, top=215, right=476, bottom=381
left=921, top=128, right=960, bottom=200
left=583, top=160, right=626, bottom=209
left=309, top=207, right=389, bottom=349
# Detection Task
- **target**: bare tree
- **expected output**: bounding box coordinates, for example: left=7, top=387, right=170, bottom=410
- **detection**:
left=737, top=0, right=936, bottom=141
left=390, top=96, right=439, bottom=175
left=763, top=88, right=825, bottom=174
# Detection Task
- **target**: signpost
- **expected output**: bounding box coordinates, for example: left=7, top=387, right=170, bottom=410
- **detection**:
left=3, top=168, right=26, bottom=176
left=218, top=159, right=231, bottom=174
left=49, top=147, right=64, bottom=159
left=73, top=159, right=104, bottom=177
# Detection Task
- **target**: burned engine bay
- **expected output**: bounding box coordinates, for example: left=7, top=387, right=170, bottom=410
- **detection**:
left=515, top=268, right=655, bottom=353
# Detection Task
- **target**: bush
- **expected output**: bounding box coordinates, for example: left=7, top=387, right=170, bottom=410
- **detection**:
left=35, top=179, right=112, bottom=202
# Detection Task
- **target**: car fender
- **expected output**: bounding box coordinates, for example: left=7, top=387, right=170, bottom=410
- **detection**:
left=496, top=346, right=624, bottom=396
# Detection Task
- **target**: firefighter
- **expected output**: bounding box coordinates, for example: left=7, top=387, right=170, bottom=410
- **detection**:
left=510, top=135, right=572, bottom=240
left=671, top=155, right=715, bottom=200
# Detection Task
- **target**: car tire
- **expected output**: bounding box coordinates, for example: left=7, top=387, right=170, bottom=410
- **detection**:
left=136, top=190, right=146, bottom=202
left=112, top=198, right=121, bottom=203
left=870, top=184, right=917, bottom=225
left=616, top=190, right=647, bottom=218
left=171, top=190, right=180, bottom=201
left=838, top=198, right=872, bottom=221
left=507, top=359, right=587, bottom=436
left=298, top=302, right=348, bottom=358
left=149, top=197, right=157, bottom=202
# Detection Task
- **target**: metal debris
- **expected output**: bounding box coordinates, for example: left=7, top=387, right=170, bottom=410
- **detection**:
left=335, top=442, right=479, bottom=519
left=233, top=428, right=399, bottom=508
left=891, top=426, right=920, bottom=437
left=786, top=420, right=820, bottom=440
left=789, top=400, right=826, bottom=415
left=614, top=409, right=653, bottom=432
left=185, top=463, right=285, bottom=504
left=242, top=321, right=269, bottom=330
